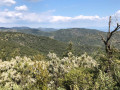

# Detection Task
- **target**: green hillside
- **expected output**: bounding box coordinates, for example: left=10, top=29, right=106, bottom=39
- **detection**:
left=0, top=32, right=67, bottom=60
left=0, top=28, right=105, bottom=46
left=50, top=28, right=105, bottom=46
left=14, top=28, right=119, bottom=48
left=0, top=31, right=102, bottom=60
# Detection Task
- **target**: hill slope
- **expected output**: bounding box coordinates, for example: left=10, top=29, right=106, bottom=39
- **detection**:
left=0, top=28, right=105, bottom=46
left=50, top=28, right=105, bottom=46
left=0, top=32, right=67, bottom=60
left=14, top=28, right=119, bottom=48
left=0, top=31, right=103, bottom=60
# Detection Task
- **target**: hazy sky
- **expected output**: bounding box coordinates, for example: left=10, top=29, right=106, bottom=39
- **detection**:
left=0, top=0, right=120, bottom=30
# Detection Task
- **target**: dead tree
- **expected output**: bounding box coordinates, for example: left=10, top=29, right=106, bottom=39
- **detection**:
left=100, top=16, right=120, bottom=72
left=100, top=16, right=120, bottom=57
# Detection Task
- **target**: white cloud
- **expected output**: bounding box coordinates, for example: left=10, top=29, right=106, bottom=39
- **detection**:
left=15, top=5, right=28, bottom=11
left=1, top=10, right=107, bottom=23
left=50, top=15, right=108, bottom=23
left=108, top=10, right=120, bottom=26
left=50, top=16, right=72, bottom=22
left=115, top=10, right=120, bottom=16
left=0, top=10, right=52, bottom=23
left=0, top=10, right=23, bottom=23
left=73, top=15, right=100, bottom=20
left=21, top=13, right=49, bottom=22
left=0, top=9, right=116, bottom=29
left=0, top=0, right=16, bottom=6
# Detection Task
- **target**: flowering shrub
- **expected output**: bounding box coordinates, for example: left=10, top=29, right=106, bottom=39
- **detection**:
left=94, top=70, right=116, bottom=90
left=0, top=52, right=99, bottom=90
left=0, top=56, right=49, bottom=90
left=47, top=52, right=98, bottom=89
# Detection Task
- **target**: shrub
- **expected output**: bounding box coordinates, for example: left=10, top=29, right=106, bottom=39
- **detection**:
left=0, top=56, right=49, bottom=90
left=47, top=52, right=98, bottom=89
left=94, top=70, right=116, bottom=90
left=62, top=68, right=93, bottom=90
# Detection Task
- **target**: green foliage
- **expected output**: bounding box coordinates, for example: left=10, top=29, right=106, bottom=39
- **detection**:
left=63, top=41, right=74, bottom=57
left=0, top=84, right=22, bottom=90
left=0, top=29, right=120, bottom=89
left=0, top=32, right=67, bottom=60
left=47, top=52, right=98, bottom=89
left=2, top=28, right=104, bottom=47
left=33, top=54, right=45, bottom=61
left=0, top=51, right=120, bottom=89
left=0, top=28, right=106, bottom=55
left=50, top=28, right=105, bottom=47
left=0, top=56, right=49, bottom=90
left=94, top=70, right=116, bottom=90
left=0, top=40, right=40, bottom=61
left=27, top=61, right=49, bottom=90
left=62, top=68, right=93, bottom=90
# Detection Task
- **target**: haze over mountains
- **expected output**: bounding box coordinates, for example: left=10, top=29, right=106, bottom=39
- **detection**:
left=0, top=26, right=107, bottom=46
left=1, top=27, right=120, bottom=46
left=0, top=26, right=120, bottom=60
left=0, top=27, right=57, bottom=32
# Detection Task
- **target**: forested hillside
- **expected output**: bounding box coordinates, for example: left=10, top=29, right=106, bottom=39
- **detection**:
left=2, top=27, right=120, bottom=48
left=0, top=32, right=67, bottom=60
left=1, top=27, right=118, bottom=47
left=50, top=28, right=105, bottom=46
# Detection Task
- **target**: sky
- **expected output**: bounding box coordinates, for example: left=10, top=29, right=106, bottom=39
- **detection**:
left=0, top=0, right=120, bottom=30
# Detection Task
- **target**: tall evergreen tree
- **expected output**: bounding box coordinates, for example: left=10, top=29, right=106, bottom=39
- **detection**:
left=63, top=41, right=74, bottom=57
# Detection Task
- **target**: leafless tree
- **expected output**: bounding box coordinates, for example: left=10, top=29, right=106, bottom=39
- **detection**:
left=100, top=16, right=120, bottom=57
left=100, top=16, right=120, bottom=73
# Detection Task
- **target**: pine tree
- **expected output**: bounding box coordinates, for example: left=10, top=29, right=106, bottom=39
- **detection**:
left=63, top=41, right=74, bottom=57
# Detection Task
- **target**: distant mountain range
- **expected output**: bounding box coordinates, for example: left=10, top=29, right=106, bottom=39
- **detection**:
left=0, top=27, right=106, bottom=46
left=0, top=27, right=120, bottom=56
left=38, top=27, right=57, bottom=32
left=0, top=27, right=57, bottom=32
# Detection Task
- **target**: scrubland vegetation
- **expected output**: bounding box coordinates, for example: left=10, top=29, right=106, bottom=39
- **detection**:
left=0, top=50, right=120, bottom=90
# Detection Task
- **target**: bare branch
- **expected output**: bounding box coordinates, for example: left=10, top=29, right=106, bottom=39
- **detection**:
left=109, top=16, right=111, bottom=33
left=100, top=16, right=120, bottom=55
left=106, top=24, right=120, bottom=43
left=99, top=34, right=106, bottom=44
